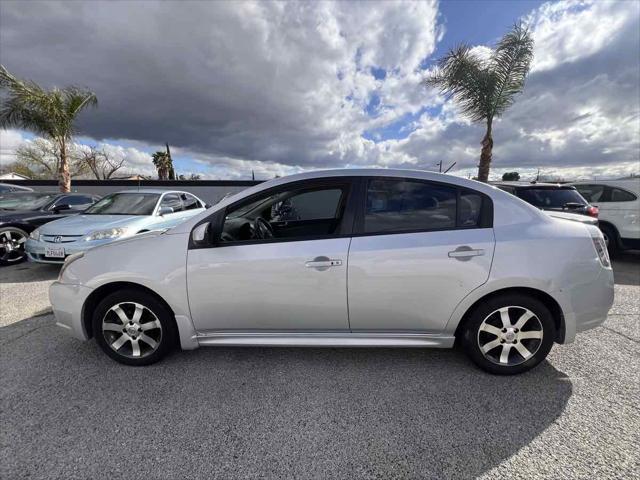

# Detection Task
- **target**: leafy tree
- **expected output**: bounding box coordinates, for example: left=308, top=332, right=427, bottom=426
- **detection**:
left=0, top=65, right=97, bottom=192
left=178, top=173, right=201, bottom=180
left=502, top=171, right=520, bottom=181
left=15, top=138, right=88, bottom=179
left=425, top=24, right=534, bottom=182
left=78, top=145, right=126, bottom=179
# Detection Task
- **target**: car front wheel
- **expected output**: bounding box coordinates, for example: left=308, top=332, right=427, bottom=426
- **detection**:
left=0, top=227, right=28, bottom=266
left=92, top=290, right=177, bottom=366
left=461, top=293, right=555, bottom=375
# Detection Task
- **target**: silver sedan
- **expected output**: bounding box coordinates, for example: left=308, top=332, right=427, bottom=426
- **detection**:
left=49, top=169, right=614, bottom=374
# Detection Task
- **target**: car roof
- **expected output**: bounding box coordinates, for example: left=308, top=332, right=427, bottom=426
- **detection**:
left=571, top=179, right=640, bottom=194
left=111, top=189, right=192, bottom=195
left=170, top=168, right=551, bottom=235
left=492, top=181, right=575, bottom=189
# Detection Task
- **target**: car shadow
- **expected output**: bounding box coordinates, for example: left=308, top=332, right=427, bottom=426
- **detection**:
left=2, top=315, right=573, bottom=479
left=0, top=261, right=59, bottom=284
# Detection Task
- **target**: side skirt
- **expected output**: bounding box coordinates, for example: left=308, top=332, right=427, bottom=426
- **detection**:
left=195, top=332, right=455, bottom=348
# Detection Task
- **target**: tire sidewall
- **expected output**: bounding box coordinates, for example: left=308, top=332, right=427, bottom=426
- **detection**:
left=92, top=290, right=177, bottom=366
left=599, top=223, right=619, bottom=257
left=0, top=226, right=28, bottom=266
left=461, top=294, right=555, bottom=375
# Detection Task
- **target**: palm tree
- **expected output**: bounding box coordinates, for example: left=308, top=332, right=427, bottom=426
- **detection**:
left=0, top=65, right=97, bottom=192
left=152, top=151, right=171, bottom=180
left=425, top=24, right=534, bottom=182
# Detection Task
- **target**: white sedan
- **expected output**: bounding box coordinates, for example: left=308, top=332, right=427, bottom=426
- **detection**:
left=49, top=169, right=614, bottom=374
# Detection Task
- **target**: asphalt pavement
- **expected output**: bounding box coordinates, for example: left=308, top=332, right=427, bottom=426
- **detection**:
left=0, top=256, right=638, bottom=479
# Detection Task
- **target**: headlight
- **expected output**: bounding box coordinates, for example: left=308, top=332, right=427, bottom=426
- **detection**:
left=58, top=252, right=85, bottom=281
left=29, top=229, right=40, bottom=241
left=84, top=227, right=127, bottom=242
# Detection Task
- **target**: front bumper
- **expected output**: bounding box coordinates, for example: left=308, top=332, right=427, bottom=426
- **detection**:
left=26, top=238, right=106, bottom=264
left=49, top=281, right=93, bottom=341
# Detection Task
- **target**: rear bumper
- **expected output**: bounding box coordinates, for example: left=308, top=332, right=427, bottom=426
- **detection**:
left=557, top=267, right=614, bottom=343
left=49, top=281, right=93, bottom=341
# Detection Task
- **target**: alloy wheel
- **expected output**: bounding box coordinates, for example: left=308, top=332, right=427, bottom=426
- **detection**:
left=0, top=229, right=27, bottom=264
left=477, top=306, right=543, bottom=366
left=102, top=302, right=163, bottom=358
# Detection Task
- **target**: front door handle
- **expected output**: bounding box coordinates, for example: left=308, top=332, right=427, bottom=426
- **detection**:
left=448, top=246, right=485, bottom=261
left=305, top=256, right=342, bottom=270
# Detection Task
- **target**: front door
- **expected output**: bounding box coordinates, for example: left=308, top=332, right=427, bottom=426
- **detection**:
left=186, top=179, right=355, bottom=332
left=348, top=177, right=495, bottom=332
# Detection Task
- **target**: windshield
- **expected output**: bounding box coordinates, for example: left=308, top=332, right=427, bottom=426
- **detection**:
left=84, top=193, right=160, bottom=215
left=0, top=192, right=58, bottom=211
left=518, top=188, right=587, bottom=209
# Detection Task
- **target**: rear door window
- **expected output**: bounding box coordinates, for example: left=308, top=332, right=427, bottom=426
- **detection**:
left=160, top=194, right=183, bottom=213
left=181, top=193, right=202, bottom=210
left=609, top=188, right=637, bottom=202
left=517, top=188, right=587, bottom=208
left=574, top=184, right=606, bottom=202
left=364, top=179, right=457, bottom=233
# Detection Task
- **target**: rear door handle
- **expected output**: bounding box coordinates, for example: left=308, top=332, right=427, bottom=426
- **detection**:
left=305, top=256, right=342, bottom=270
left=448, top=246, right=485, bottom=260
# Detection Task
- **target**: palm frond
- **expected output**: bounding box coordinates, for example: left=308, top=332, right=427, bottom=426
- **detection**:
left=489, top=23, right=534, bottom=116
left=0, top=65, right=98, bottom=139
left=424, top=45, right=493, bottom=122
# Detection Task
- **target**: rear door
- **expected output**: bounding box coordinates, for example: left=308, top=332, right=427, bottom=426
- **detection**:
left=347, top=177, right=495, bottom=333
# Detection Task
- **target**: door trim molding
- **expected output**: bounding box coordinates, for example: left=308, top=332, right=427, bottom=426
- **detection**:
left=195, top=331, right=455, bottom=348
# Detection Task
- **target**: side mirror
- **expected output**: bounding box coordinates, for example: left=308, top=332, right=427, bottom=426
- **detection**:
left=191, top=222, right=211, bottom=246
left=158, top=206, right=174, bottom=216
left=204, top=203, right=212, bottom=209
left=53, top=204, right=72, bottom=213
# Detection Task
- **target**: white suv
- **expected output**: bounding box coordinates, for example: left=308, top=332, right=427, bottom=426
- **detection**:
left=572, top=180, right=640, bottom=254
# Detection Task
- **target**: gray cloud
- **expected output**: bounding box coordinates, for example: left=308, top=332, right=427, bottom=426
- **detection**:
left=0, top=0, right=638, bottom=178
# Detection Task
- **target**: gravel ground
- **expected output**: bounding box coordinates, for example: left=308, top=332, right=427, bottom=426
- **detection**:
left=0, top=256, right=638, bottom=479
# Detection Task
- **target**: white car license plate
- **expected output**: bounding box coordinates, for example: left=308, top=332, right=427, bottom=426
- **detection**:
left=45, top=246, right=65, bottom=258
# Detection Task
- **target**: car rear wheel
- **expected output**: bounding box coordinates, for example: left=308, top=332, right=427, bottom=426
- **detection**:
left=599, top=223, right=619, bottom=257
left=0, top=227, right=28, bottom=266
left=92, top=290, right=177, bottom=366
left=461, top=293, right=555, bottom=375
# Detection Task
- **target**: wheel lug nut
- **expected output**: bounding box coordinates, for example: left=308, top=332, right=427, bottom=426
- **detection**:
left=500, top=339, right=505, bottom=343
left=502, top=328, right=507, bottom=333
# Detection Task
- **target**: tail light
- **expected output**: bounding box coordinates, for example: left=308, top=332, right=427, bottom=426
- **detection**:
left=586, top=206, right=599, bottom=218
left=591, top=233, right=611, bottom=268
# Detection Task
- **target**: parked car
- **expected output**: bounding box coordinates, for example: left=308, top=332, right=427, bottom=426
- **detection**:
left=0, top=191, right=100, bottom=266
left=0, top=182, right=34, bottom=193
left=493, top=182, right=598, bottom=224
left=571, top=179, right=640, bottom=254
left=26, top=189, right=207, bottom=264
left=49, top=170, right=614, bottom=375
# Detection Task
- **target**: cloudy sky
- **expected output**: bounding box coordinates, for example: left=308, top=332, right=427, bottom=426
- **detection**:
left=1, top=0, right=638, bottom=180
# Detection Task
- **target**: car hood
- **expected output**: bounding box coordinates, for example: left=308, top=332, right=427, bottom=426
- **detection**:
left=0, top=209, right=46, bottom=222
left=545, top=210, right=598, bottom=225
left=38, top=214, right=147, bottom=235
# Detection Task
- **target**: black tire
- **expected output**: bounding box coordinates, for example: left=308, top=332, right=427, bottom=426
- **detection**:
left=599, top=223, right=619, bottom=257
left=461, top=293, right=555, bottom=375
left=92, top=289, right=177, bottom=366
left=0, top=226, right=28, bottom=266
